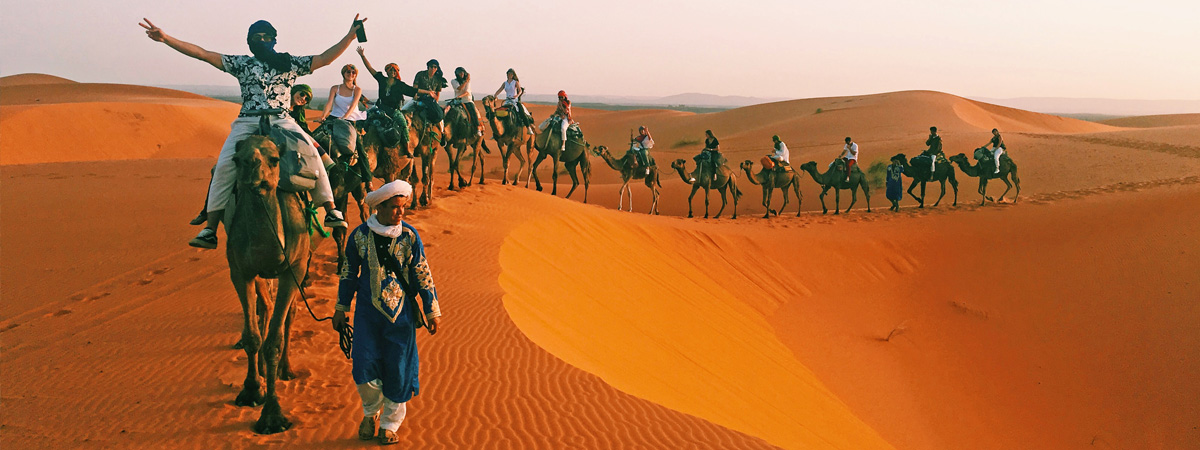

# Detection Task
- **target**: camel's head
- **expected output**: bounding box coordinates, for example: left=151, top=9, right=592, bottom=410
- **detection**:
left=233, top=135, right=280, bottom=196
left=480, top=95, right=496, bottom=110
left=592, top=145, right=608, bottom=157
left=799, top=161, right=817, bottom=172
left=670, top=159, right=687, bottom=170
left=740, top=160, right=754, bottom=170
left=893, top=153, right=908, bottom=165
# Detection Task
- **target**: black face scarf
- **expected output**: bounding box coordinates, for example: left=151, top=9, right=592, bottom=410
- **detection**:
left=247, top=20, right=293, bottom=73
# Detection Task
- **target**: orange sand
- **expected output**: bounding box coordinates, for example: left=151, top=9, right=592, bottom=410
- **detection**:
left=3, top=74, right=1199, bottom=449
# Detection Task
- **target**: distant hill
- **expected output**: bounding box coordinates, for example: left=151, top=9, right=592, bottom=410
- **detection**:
left=971, top=97, right=1200, bottom=117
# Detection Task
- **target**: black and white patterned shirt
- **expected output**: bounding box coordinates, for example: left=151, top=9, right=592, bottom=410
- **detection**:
left=221, top=54, right=314, bottom=115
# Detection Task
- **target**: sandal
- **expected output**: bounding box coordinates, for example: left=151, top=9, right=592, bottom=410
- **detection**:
left=358, top=414, right=378, bottom=441
left=378, top=428, right=399, bottom=445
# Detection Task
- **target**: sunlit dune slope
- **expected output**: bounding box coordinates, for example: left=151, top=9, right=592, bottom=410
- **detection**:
left=1101, top=113, right=1200, bottom=128
left=0, top=74, right=238, bottom=165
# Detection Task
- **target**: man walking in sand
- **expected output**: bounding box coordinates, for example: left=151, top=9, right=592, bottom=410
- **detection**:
left=140, top=17, right=362, bottom=249
left=333, top=180, right=442, bottom=445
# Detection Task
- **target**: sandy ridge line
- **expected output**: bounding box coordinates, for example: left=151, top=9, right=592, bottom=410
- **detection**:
left=1019, top=132, right=1200, bottom=159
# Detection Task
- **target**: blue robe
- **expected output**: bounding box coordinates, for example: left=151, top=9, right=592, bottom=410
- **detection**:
left=337, top=222, right=439, bottom=403
left=886, top=164, right=905, bottom=201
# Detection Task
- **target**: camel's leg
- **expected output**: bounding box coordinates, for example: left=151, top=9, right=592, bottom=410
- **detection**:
left=779, top=186, right=791, bottom=216
left=500, top=144, right=511, bottom=185
left=793, top=182, right=803, bottom=217
left=818, top=187, right=829, bottom=214
left=919, top=182, right=928, bottom=208
left=232, top=274, right=264, bottom=407
left=564, top=161, right=580, bottom=199
left=933, top=179, right=947, bottom=207
left=445, top=143, right=459, bottom=191
left=703, top=187, right=712, bottom=219
left=760, top=187, right=771, bottom=218
left=350, top=183, right=369, bottom=224
left=979, top=179, right=989, bottom=205
left=906, top=179, right=923, bottom=206
left=950, top=173, right=960, bottom=206
left=845, top=187, right=859, bottom=214
left=687, top=186, right=698, bottom=218
left=521, top=139, right=534, bottom=187
left=715, top=187, right=729, bottom=219
left=529, top=151, right=549, bottom=191
left=650, top=184, right=659, bottom=215
left=729, top=185, right=739, bottom=219
left=862, top=180, right=872, bottom=213
left=277, top=298, right=297, bottom=381
left=550, top=152, right=561, bottom=196
left=997, top=176, right=1013, bottom=203
left=1010, top=168, right=1021, bottom=203
left=834, top=188, right=842, bottom=215
left=581, top=158, right=590, bottom=204
left=253, top=266, right=302, bottom=434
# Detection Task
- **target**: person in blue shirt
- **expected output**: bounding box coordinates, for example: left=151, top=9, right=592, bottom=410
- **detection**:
left=886, top=155, right=906, bottom=211
left=333, top=180, right=442, bottom=445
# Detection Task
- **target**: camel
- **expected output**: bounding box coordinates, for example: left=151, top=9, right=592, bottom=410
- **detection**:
left=225, top=135, right=310, bottom=434
left=949, top=148, right=1021, bottom=205
left=798, top=160, right=872, bottom=214
left=481, top=95, right=533, bottom=186
left=740, top=160, right=803, bottom=218
left=594, top=145, right=662, bottom=214
left=443, top=102, right=491, bottom=190
left=893, top=153, right=959, bottom=208
left=670, top=158, right=741, bottom=219
left=406, top=111, right=442, bottom=208
left=530, top=119, right=591, bottom=201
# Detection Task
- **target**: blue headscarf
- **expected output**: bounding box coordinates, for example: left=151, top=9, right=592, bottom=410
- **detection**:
left=246, top=20, right=293, bottom=73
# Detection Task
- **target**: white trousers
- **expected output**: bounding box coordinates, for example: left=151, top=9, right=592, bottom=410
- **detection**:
left=539, top=117, right=570, bottom=150
left=357, top=379, right=409, bottom=432
left=993, top=147, right=1004, bottom=172
left=207, top=116, right=334, bottom=211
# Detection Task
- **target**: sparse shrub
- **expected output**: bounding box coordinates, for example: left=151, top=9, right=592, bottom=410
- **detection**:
left=672, top=137, right=702, bottom=148
left=815, top=108, right=823, bottom=114
left=866, top=160, right=887, bottom=190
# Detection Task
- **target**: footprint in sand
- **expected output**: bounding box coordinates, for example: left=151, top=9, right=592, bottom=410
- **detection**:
left=136, top=279, right=153, bottom=286
left=86, top=292, right=111, bottom=302
left=46, top=309, right=73, bottom=318
left=69, top=293, right=87, bottom=302
left=442, top=229, right=454, bottom=235
left=1, top=323, right=20, bottom=332
left=187, top=256, right=202, bottom=262
left=152, top=267, right=172, bottom=275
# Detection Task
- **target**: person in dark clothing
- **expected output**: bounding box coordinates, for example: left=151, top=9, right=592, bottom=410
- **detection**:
left=407, top=59, right=449, bottom=144
left=920, top=126, right=943, bottom=172
left=692, top=130, right=723, bottom=182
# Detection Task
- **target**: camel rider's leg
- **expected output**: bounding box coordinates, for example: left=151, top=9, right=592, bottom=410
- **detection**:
left=993, top=147, right=1003, bottom=173
left=559, top=118, right=570, bottom=153
left=846, top=159, right=856, bottom=181
left=190, top=165, right=216, bottom=226
left=468, top=101, right=484, bottom=136
left=190, top=117, right=261, bottom=249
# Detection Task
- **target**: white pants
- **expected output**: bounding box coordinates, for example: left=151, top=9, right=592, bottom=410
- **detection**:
left=207, top=116, right=334, bottom=211
left=357, top=379, right=408, bottom=432
left=539, top=117, right=570, bottom=150
left=993, top=147, right=1004, bottom=172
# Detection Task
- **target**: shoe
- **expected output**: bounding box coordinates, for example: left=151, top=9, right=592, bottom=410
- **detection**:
left=324, top=210, right=348, bottom=229
left=378, top=428, right=399, bottom=445
left=645, top=168, right=651, bottom=175
left=359, top=415, right=378, bottom=441
left=189, top=210, right=207, bottom=226
left=688, top=177, right=696, bottom=183
left=189, top=228, right=217, bottom=249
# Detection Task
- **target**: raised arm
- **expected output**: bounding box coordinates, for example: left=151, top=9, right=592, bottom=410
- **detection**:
left=319, top=86, right=337, bottom=121
left=312, top=15, right=367, bottom=71
left=140, top=18, right=223, bottom=70
left=356, top=46, right=379, bottom=78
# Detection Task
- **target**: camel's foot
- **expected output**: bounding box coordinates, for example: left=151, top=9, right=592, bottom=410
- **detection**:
left=762, top=213, right=770, bottom=219
left=918, top=204, right=925, bottom=209
left=278, top=364, right=297, bottom=381
left=731, top=214, right=737, bottom=219
left=687, top=213, right=694, bottom=218
left=301, top=275, right=313, bottom=288
left=501, top=179, right=508, bottom=185
left=535, top=185, right=543, bottom=192
left=458, top=179, right=469, bottom=188
left=703, top=214, right=710, bottom=219
left=985, top=196, right=995, bottom=202
left=253, top=400, right=292, bottom=434
left=834, top=211, right=840, bottom=215
left=232, top=339, right=245, bottom=350
left=234, top=383, right=264, bottom=407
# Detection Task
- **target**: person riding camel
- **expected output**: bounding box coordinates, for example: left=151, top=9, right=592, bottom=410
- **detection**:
left=540, top=90, right=575, bottom=154
left=403, top=59, right=449, bottom=146
left=770, top=135, right=791, bottom=171
left=446, top=67, right=484, bottom=137
left=985, top=128, right=1006, bottom=174
left=287, top=84, right=337, bottom=169
left=140, top=17, right=356, bottom=249
left=317, top=64, right=367, bottom=152
left=922, top=126, right=943, bottom=172
left=628, top=125, right=654, bottom=176
left=356, top=47, right=434, bottom=155
left=691, top=130, right=722, bottom=182
left=493, top=68, right=536, bottom=137
left=839, top=136, right=859, bottom=182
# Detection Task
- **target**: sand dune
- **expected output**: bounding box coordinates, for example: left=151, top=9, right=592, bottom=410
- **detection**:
left=0, top=74, right=238, bottom=165
left=1101, top=113, right=1200, bottom=128
left=4, top=77, right=1200, bottom=449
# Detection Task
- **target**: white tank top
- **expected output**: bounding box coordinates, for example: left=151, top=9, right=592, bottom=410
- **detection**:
left=329, top=90, right=366, bottom=121
left=503, top=79, right=519, bottom=99
left=452, top=79, right=472, bottom=100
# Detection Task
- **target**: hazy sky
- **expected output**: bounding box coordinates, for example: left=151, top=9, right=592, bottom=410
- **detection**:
left=3, top=0, right=1198, bottom=100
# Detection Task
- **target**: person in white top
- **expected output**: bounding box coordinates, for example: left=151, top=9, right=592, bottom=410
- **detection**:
left=445, top=67, right=484, bottom=137
left=840, top=136, right=859, bottom=182
left=493, top=68, right=535, bottom=135
left=770, top=135, right=790, bottom=168
left=318, top=64, right=367, bottom=161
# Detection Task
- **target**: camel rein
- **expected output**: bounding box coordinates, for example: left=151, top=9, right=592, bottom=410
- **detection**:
left=255, top=194, right=353, bottom=359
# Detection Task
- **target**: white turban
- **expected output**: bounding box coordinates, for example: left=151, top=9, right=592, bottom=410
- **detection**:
left=365, top=180, right=413, bottom=208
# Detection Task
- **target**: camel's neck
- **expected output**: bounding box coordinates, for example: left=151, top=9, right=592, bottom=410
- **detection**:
left=802, top=166, right=828, bottom=185
left=953, top=159, right=979, bottom=176
left=599, top=152, right=624, bottom=172
left=742, top=166, right=762, bottom=185
left=231, top=186, right=288, bottom=264
left=674, top=165, right=694, bottom=184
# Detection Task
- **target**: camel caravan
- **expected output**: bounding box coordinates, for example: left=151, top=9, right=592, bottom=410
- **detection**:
left=141, top=14, right=1024, bottom=441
